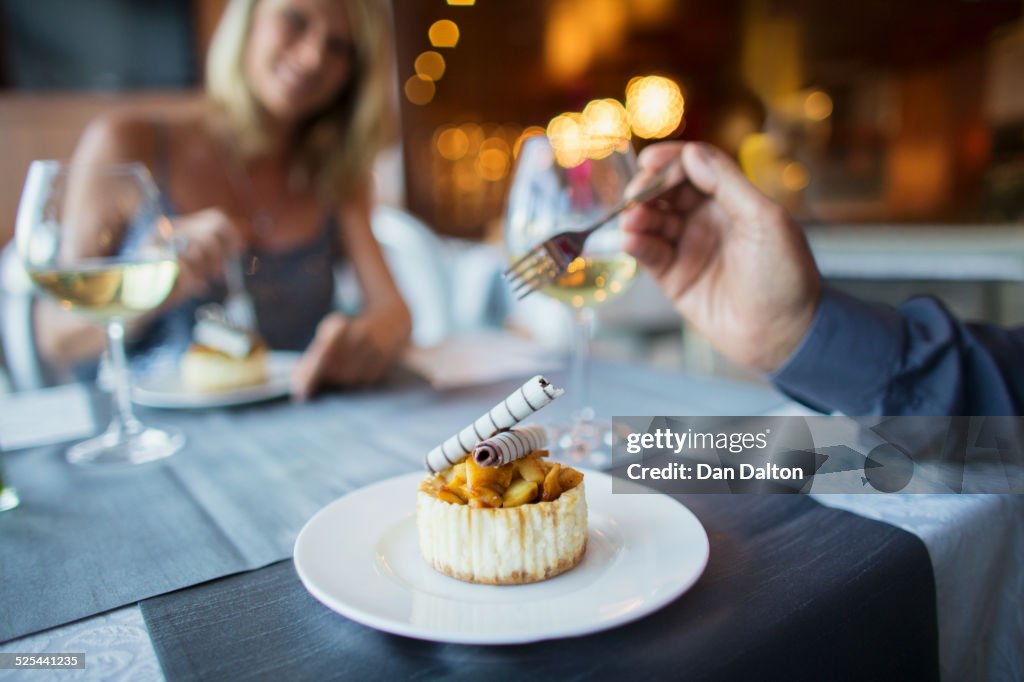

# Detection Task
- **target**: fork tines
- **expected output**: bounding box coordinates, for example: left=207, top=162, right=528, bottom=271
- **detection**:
left=503, top=246, right=563, bottom=299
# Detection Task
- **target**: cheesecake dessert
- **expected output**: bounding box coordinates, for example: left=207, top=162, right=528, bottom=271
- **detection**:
left=180, top=317, right=267, bottom=392
left=417, top=451, right=587, bottom=585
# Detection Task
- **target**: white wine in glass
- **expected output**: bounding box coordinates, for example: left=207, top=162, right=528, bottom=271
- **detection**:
left=29, top=258, right=179, bottom=319
left=505, top=135, right=639, bottom=466
left=16, top=161, right=184, bottom=466
left=541, top=255, right=638, bottom=308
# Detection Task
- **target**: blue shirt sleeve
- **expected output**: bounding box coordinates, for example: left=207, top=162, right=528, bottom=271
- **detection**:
left=770, top=286, right=1024, bottom=416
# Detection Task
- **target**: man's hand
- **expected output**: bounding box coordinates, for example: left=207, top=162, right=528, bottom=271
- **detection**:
left=621, top=142, right=821, bottom=373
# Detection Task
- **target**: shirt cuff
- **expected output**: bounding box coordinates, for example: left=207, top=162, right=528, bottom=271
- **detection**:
left=769, top=286, right=903, bottom=415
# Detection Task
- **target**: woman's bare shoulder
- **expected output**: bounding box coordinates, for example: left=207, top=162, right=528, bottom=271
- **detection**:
left=74, top=108, right=212, bottom=166
left=74, top=112, right=155, bottom=164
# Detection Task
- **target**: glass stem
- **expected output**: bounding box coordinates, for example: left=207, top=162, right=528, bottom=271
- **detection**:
left=106, top=319, right=141, bottom=437
left=570, top=306, right=596, bottom=426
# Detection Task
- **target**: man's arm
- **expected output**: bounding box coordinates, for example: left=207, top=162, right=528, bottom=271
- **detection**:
left=771, top=286, right=1024, bottom=416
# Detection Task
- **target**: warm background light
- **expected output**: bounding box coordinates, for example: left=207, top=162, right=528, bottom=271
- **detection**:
left=583, top=0, right=628, bottom=58
left=414, top=51, right=446, bottom=81
left=514, top=126, right=547, bottom=158
left=544, top=2, right=594, bottom=83
left=436, top=126, right=470, bottom=160
left=738, top=132, right=779, bottom=194
left=629, top=0, right=674, bottom=27
left=781, top=161, right=810, bottom=191
left=460, top=123, right=485, bottom=154
left=476, top=137, right=512, bottom=181
left=447, top=0, right=475, bottom=5
left=543, top=0, right=632, bottom=83
left=427, top=122, right=527, bottom=235
left=384, top=1, right=1015, bottom=239
left=581, top=98, right=630, bottom=158
left=428, top=20, right=460, bottom=48
left=547, top=112, right=587, bottom=168
left=803, top=90, right=833, bottom=121
left=546, top=101, right=632, bottom=168
left=625, top=75, right=685, bottom=139
left=404, top=75, right=436, bottom=105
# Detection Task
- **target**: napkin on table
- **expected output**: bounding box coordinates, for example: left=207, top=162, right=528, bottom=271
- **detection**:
left=0, top=383, right=97, bottom=451
left=403, top=330, right=559, bottom=390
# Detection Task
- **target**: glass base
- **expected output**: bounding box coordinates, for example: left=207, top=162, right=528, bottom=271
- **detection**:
left=66, top=425, right=184, bottom=467
left=549, top=419, right=614, bottom=469
left=0, top=486, right=19, bottom=512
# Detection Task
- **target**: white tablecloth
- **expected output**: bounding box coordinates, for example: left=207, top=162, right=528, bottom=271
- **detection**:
left=813, top=493, right=1024, bottom=682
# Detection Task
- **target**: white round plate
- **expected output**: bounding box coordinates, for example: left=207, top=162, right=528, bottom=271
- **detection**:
left=131, top=351, right=300, bottom=409
left=293, top=469, right=709, bottom=644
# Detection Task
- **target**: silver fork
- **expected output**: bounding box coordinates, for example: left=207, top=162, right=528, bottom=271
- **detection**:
left=196, top=256, right=257, bottom=331
left=222, top=255, right=257, bottom=330
left=504, top=161, right=687, bottom=299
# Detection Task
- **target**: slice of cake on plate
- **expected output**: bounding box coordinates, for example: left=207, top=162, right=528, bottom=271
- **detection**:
left=415, top=379, right=587, bottom=584
left=180, top=316, right=267, bottom=392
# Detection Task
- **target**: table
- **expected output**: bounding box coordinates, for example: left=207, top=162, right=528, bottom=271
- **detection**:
left=1, top=361, right=1019, bottom=681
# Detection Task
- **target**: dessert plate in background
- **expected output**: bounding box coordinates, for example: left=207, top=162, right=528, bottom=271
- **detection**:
left=294, top=470, right=709, bottom=644
left=132, top=351, right=300, bottom=409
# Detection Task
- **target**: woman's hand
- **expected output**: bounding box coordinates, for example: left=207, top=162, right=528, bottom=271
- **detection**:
left=170, top=208, right=245, bottom=301
left=291, top=311, right=409, bottom=399
left=621, top=142, right=821, bottom=373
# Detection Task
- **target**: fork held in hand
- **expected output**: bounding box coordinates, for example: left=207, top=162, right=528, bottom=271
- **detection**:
left=503, top=161, right=686, bottom=300
left=223, top=254, right=258, bottom=330
left=196, top=256, right=258, bottom=332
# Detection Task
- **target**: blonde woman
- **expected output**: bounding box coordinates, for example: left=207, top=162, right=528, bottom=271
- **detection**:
left=37, top=0, right=411, bottom=398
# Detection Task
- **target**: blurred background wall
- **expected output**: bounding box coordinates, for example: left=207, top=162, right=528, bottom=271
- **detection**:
left=3, top=0, right=1023, bottom=243
left=2, top=0, right=1024, bottom=376
left=3, top=0, right=197, bottom=89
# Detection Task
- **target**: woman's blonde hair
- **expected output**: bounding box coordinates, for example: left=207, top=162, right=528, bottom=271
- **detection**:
left=205, top=0, right=396, bottom=203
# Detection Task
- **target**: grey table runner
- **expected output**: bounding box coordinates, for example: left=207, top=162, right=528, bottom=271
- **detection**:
left=141, top=494, right=939, bottom=681
left=1, top=361, right=786, bottom=642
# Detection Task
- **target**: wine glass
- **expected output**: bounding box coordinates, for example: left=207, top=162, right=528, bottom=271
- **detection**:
left=16, top=160, right=184, bottom=466
left=505, top=135, right=639, bottom=466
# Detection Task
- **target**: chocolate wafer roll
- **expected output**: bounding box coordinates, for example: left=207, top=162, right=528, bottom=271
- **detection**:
left=471, top=424, right=547, bottom=467
left=423, top=375, right=563, bottom=473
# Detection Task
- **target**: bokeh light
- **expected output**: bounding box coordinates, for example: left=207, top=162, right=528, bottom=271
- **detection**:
left=738, top=133, right=780, bottom=194
left=428, top=123, right=527, bottom=236
left=625, top=75, right=685, bottom=139
left=429, top=20, right=460, bottom=48
left=547, top=100, right=634, bottom=168
left=436, top=126, right=470, bottom=160
left=630, top=0, right=673, bottom=26
left=404, top=75, right=436, bottom=105
left=581, top=98, right=630, bottom=158
left=460, top=123, right=484, bottom=155
left=453, top=163, right=481, bottom=192
left=476, top=137, right=512, bottom=181
left=514, top=126, right=547, bottom=158
left=781, top=161, right=810, bottom=191
left=585, top=0, right=628, bottom=56
left=545, top=2, right=594, bottom=82
left=547, top=113, right=587, bottom=168
left=447, top=0, right=475, bottom=4
left=415, top=51, right=446, bottom=81
left=803, top=90, right=833, bottom=121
